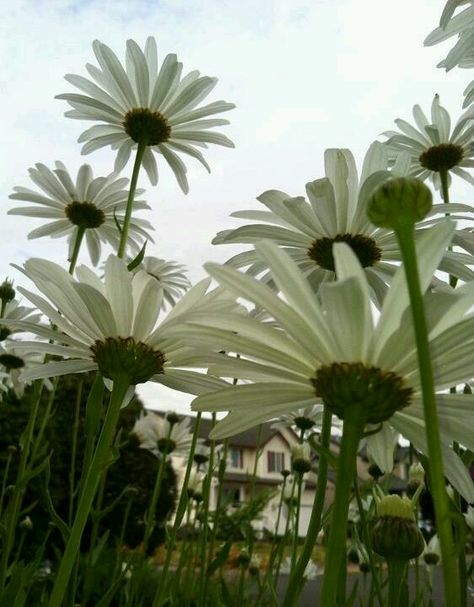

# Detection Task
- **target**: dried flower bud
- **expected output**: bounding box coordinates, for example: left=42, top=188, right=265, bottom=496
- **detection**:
left=166, top=412, right=180, bottom=425
left=367, top=177, right=432, bottom=229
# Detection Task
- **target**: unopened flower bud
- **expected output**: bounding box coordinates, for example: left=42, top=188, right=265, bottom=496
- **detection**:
left=367, top=177, right=432, bottom=229
left=423, top=535, right=441, bottom=566
left=371, top=495, right=424, bottom=561
left=19, top=516, right=33, bottom=531
left=368, top=463, right=384, bottom=480
left=407, top=462, right=425, bottom=496
left=0, top=280, right=15, bottom=305
left=281, top=469, right=291, bottom=479
left=465, top=506, right=474, bottom=531
left=237, top=548, right=250, bottom=567
left=166, top=411, right=180, bottom=425
left=446, top=485, right=455, bottom=501
left=292, top=443, right=311, bottom=474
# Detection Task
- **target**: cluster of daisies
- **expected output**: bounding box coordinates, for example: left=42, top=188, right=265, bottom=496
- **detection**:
left=2, top=2, right=474, bottom=513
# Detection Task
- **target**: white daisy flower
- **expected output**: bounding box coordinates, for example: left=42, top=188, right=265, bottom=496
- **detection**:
left=383, top=95, right=474, bottom=188
left=9, top=162, right=153, bottom=266
left=0, top=344, right=49, bottom=398
left=56, top=37, right=235, bottom=192
left=6, top=255, right=237, bottom=401
left=214, top=144, right=474, bottom=305
left=425, top=2, right=474, bottom=71
left=0, top=299, right=41, bottom=342
left=131, top=410, right=197, bottom=455
left=272, top=405, right=341, bottom=435
left=132, top=256, right=191, bottom=308
left=183, top=231, right=474, bottom=500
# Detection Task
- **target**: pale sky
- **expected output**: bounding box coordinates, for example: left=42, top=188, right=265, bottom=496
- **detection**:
left=1, top=0, right=471, bottom=413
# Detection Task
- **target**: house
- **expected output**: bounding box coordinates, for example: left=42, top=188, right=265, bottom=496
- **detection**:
left=165, top=414, right=409, bottom=537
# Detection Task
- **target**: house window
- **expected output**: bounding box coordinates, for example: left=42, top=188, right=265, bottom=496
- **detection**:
left=229, top=447, right=244, bottom=469
left=223, top=486, right=241, bottom=505
left=267, top=450, right=285, bottom=473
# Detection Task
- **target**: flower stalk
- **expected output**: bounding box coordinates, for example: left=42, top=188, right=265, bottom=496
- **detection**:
left=319, top=405, right=365, bottom=606
left=48, top=374, right=130, bottom=607
left=117, top=141, right=146, bottom=258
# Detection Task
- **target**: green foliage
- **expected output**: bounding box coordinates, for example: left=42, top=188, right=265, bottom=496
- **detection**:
left=0, top=373, right=177, bottom=560
left=211, top=489, right=275, bottom=541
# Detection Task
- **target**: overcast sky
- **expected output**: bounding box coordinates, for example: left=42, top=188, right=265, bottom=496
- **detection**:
left=1, top=0, right=471, bottom=413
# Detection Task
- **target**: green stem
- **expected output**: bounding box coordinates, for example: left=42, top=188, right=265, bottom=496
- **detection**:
left=354, top=479, right=384, bottom=606
left=68, top=378, right=83, bottom=525
left=291, top=473, right=303, bottom=568
left=117, top=142, right=146, bottom=259
left=282, top=407, right=332, bottom=607
left=395, top=222, right=461, bottom=607
left=143, top=426, right=173, bottom=550
left=153, top=412, right=202, bottom=607
left=48, top=375, right=130, bottom=607
left=439, top=169, right=450, bottom=206
left=387, top=559, right=407, bottom=607
left=68, top=226, right=85, bottom=274
left=319, top=407, right=364, bottom=606
left=0, top=380, right=43, bottom=590
left=197, top=414, right=217, bottom=607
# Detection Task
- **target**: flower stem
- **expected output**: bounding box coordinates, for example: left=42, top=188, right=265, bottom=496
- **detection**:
left=319, top=406, right=364, bottom=606
left=118, top=141, right=147, bottom=259
left=48, top=374, right=130, bottom=607
left=68, top=226, right=85, bottom=274
left=0, top=380, right=43, bottom=591
left=395, top=222, right=461, bottom=607
left=143, top=427, right=173, bottom=551
left=153, top=412, right=202, bottom=607
left=387, top=559, right=407, bottom=607
left=281, top=407, right=332, bottom=607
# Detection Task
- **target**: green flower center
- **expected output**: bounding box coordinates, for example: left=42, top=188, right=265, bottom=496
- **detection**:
left=123, top=108, right=171, bottom=146
left=312, top=362, right=413, bottom=424
left=419, top=143, right=464, bottom=173
left=308, top=234, right=382, bottom=272
left=65, top=201, right=105, bottom=229
left=90, top=337, right=165, bottom=385
left=0, top=354, right=25, bottom=370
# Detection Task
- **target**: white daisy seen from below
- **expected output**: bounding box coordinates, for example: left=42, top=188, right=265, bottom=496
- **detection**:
left=0, top=299, right=41, bottom=342
left=425, top=2, right=474, bottom=71
left=214, top=144, right=474, bottom=305
left=181, top=231, right=474, bottom=500
left=132, top=256, right=191, bottom=308
left=56, top=37, right=235, bottom=191
left=6, top=255, right=237, bottom=401
left=9, top=162, right=153, bottom=266
left=383, top=95, right=474, bottom=189
left=131, top=411, right=197, bottom=455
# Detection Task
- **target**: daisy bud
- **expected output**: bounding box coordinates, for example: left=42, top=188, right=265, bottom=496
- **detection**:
left=408, top=462, right=425, bottom=496
left=237, top=548, right=251, bottom=567
left=423, top=535, right=441, bottom=566
left=249, top=554, right=261, bottom=576
left=166, top=412, right=180, bottom=426
left=446, top=485, right=455, bottom=501
left=19, top=516, right=33, bottom=531
left=0, top=280, right=15, bottom=305
left=368, top=463, right=384, bottom=480
left=371, top=495, right=424, bottom=561
left=291, top=443, right=312, bottom=474
left=464, top=506, right=474, bottom=531
left=367, top=177, right=432, bottom=229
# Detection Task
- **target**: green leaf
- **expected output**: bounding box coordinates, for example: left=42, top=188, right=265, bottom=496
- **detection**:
left=127, top=240, right=148, bottom=271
